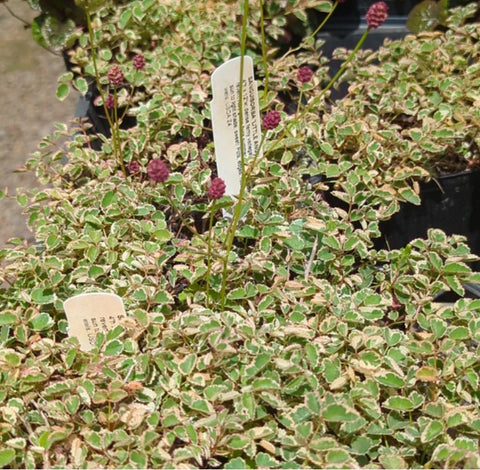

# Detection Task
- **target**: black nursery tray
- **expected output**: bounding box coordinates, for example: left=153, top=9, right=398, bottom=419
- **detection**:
left=377, top=169, right=480, bottom=268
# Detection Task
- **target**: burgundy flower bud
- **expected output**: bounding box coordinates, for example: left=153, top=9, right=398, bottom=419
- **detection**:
left=366, top=1, right=388, bottom=29
left=132, top=54, right=146, bottom=70
left=107, top=64, right=124, bottom=87
left=208, top=177, right=226, bottom=200
left=262, top=110, right=281, bottom=130
left=105, top=94, right=115, bottom=109
left=297, top=66, right=313, bottom=83
left=147, top=159, right=169, bottom=183
left=127, top=161, right=140, bottom=174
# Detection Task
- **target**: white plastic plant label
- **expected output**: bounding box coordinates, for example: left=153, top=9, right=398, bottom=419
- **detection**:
left=63, top=292, right=126, bottom=351
left=211, top=56, right=262, bottom=195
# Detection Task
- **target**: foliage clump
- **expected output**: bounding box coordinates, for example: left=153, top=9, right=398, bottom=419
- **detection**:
left=339, top=2, right=480, bottom=176
left=1, top=1, right=480, bottom=468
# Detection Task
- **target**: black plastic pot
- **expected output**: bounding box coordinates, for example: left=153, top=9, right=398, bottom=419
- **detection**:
left=75, top=83, right=111, bottom=138
left=376, top=170, right=480, bottom=262
left=74, top=82, right=137, bottom=148
left=319, top=0, right=419, bottom=37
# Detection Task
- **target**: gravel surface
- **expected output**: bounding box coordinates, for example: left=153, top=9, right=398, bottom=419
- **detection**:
left=0, top=0, right=77, bottom=246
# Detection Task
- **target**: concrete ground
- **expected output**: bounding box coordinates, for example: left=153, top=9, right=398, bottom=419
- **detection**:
left=0, top=0, right=77, bottom=246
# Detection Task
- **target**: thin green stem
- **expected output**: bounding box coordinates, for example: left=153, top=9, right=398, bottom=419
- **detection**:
left=317, top=29, right=370, bottom=102
left=112, top=89, right=126, bottom=176
left=296, top=89, right=305, bottom=116
left=280, top=0, right=340, bottom=60
left=118, top=83, right=137, bottom=122
left=219, top=0, right=250, bottom=310
left=298, top=29, right=370, bottom=120
left=244, top=132, right=267, bottom=181
left=219, top=185, right=248, bottom=310
left=85, top=8, right=125, bottom=175
left=272, top=29, right=371, bottom=151
left=259, top=0, right=269, bottom=99
left=86, top=9, right=113, bottom=133
left=205, top=202, right=217, bottom=308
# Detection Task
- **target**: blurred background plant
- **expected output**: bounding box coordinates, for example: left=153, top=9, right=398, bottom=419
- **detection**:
left=407, top=0, right=480, bottom=32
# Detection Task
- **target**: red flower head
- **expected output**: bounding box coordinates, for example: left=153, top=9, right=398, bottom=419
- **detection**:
left=366, top=1, right=388, bottom=29
left=208, top=177, right=226, bottom=200
left=107, top=64, right=124, bottom=87
left=127, top=161, right=140, bottom=174
left=147, top=159, right=169, bottom=183
left=297, top=66, right=313, bottom=84
left=105, top=94, right=115, bottom=109
left=132, top=54, right=146, bottom=70
left=262, top=110, right=281, bottom=130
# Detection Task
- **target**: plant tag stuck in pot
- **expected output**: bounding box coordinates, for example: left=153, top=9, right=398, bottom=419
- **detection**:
left=211, top=56, right=262, bottom=196
left=63, top=292, right=126, bottom=351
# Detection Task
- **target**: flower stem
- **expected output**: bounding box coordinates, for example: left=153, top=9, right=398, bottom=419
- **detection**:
left=259, top=0, right=269, bottom=100
left=112, top=89, right=126, bottom=176
left=219, top=0, right=250, bottom=310
left=85, top=8, right=126, bottom=176
left=297, top=88, right=305, bottom=116
left=298, top=28, right=369, bottom=120
left=280, top=0, right=340, bottom=60
left=272, top=29, right=371, bottom=151
left=205, top=202, right=217, bottom=307
left=317, top=29, right=370, bottom=102
left=244, top=132, right=267, bottom=181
